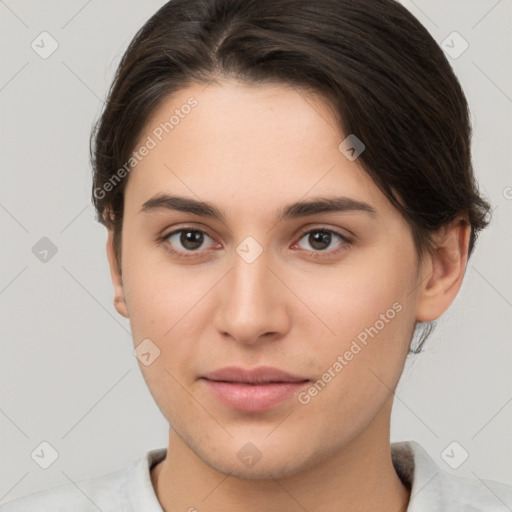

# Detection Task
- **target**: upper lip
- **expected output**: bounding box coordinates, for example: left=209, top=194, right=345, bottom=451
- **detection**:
left=201, top=366, right=309, bottom=384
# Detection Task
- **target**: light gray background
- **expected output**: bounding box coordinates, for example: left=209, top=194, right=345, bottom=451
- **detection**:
left=1, top=0, right=511, bottom=504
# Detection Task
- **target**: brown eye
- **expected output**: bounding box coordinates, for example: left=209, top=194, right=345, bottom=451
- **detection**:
left=162, top=228, right=217, bottom=258
left=306, top=231, right=332, bottom=251
left=177, top=230, right=205, bottom=251
left=293, top=228, right=351, bottom=258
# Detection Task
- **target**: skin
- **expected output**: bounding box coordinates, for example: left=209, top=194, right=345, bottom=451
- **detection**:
left=105, top=78, right=470, bottom=512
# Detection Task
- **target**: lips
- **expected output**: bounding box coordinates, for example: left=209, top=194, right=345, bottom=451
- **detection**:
left=200, top=366, right=310, bottom=412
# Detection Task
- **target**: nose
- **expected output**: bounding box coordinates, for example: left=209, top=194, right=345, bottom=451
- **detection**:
left=213, top=244, right=290, bottom=346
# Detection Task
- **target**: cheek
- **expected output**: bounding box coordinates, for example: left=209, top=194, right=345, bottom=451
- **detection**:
left=120, top=239, right=187, bottom=333
left=307, top=283, right=412, bottom=385
left=296, top=246, right=416, bottom=396
left=121, top=257, right=207, bottom=418
left=302, top=252, right=414, bottom=343
left=120, top=251, right=214, bottom=381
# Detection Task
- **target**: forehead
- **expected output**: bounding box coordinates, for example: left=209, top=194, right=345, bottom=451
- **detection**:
left=136, top=78, right=342, bottom=162
left=124, top=79, right=393, bottom=220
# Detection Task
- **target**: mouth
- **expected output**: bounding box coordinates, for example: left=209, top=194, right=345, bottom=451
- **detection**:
left=199, top=366, right=311, bottom=412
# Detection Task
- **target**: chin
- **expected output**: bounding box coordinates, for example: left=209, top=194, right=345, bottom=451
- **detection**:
left=196, top=437, right=326, bottom=481
left=206, top=454, right=304, bottom=481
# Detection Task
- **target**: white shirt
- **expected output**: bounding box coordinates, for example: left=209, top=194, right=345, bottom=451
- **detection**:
left=2, top=441, right=511, bottom=511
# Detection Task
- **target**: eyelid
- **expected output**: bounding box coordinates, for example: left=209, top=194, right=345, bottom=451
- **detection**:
left=294, top=224, right=353, bottom=243
left=159, top=223, right=218, bottom=245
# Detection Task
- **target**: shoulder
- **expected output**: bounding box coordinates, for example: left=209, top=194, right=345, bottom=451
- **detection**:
left=438, top=472, right=512, bottom=511
left=392, top=441, right=512, bottom=511
left=0, top=448, right=166, bottom=512
left=0, top=470, right=125, bottom=512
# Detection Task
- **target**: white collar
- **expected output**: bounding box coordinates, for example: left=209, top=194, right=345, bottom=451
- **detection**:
left=123, top=441, right=512, bottom=511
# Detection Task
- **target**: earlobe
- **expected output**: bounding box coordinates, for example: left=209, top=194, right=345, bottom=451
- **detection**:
left=415, top=218, right=471, bottom=323
left=105, top=229, right=129, bottom=319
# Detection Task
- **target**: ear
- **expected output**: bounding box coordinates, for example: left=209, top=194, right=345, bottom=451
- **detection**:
left=415, top=217, right=471, bottom=322
left=106, top=229, right=129, bottom=319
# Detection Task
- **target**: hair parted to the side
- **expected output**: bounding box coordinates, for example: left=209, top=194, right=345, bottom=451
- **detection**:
left=90, top=0, right=491, bottom=353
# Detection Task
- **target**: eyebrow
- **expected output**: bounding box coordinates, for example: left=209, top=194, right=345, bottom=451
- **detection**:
left=140, top=194, right=377, bottom=222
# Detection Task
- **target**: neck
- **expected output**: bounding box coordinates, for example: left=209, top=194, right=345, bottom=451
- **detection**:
left=152, top=399, right=410, bottom=512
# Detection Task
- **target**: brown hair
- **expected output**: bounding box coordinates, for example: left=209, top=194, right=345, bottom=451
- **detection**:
left=90, top=0, right=491, bottom=352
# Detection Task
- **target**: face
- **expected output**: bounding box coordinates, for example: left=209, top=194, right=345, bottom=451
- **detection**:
left=109, top=78, right=423, bottom=479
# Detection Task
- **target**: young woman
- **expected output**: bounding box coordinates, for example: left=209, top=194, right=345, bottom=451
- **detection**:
left=3, top=0, right=511, bottom=510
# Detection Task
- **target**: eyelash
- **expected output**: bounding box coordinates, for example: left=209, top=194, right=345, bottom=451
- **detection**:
left=157, top=226, right=352, bottom=260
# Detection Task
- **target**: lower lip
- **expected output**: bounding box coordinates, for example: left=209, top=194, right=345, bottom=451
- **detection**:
left=201, top=379, right=309, bottom=412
